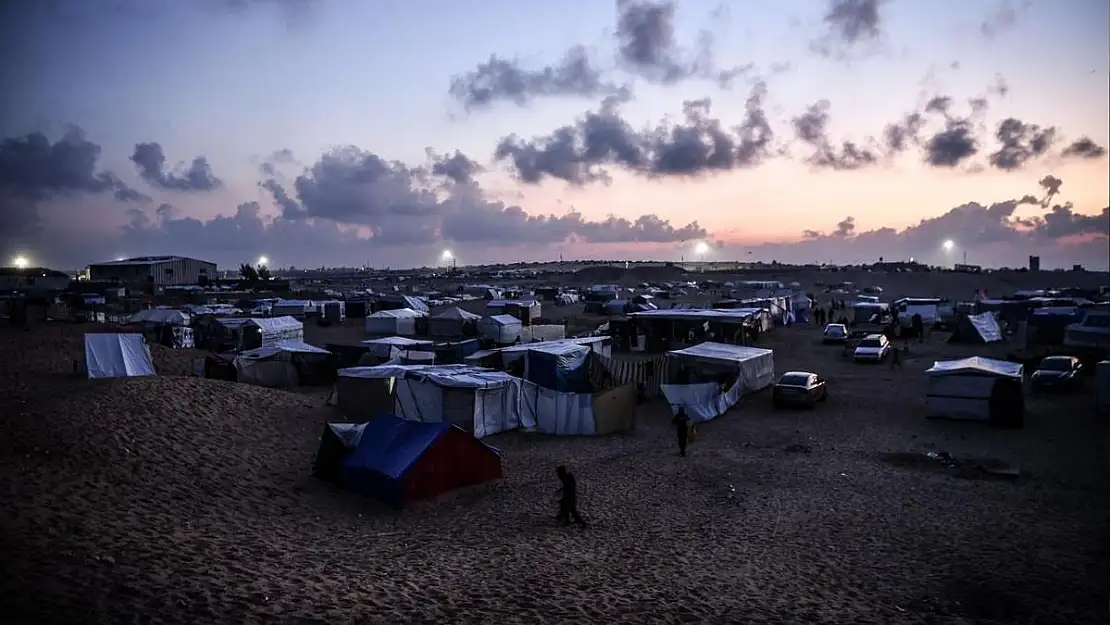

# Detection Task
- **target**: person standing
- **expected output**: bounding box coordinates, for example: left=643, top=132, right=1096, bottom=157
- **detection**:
left=555, top=466, right=587, bottom=527
left=672, top=407, right=691, bottom=457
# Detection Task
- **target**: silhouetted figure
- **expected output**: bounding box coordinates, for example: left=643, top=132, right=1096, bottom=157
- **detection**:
left=555, top=465, right=587, bottom=527
left=672, top=407, right=691, bottom=456
left=911, top=313, right=924, bottom=344
left=890, top=343, right=902, bottom=369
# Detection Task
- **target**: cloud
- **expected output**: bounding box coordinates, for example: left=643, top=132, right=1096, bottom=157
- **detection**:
left=0, top=126, right=147, bottom=242
left=812, top=0, right=886, bottom=57
left=130, top=142, right=223, bottom=191
left=790, top=101, right=879, bottom=170
left=1061, top=137, right=1108, bottom=160
left=495, top=81, right=774, bottom=184
left=1038, top=174, right=1062, bottom=208
left=980, top=0, right=1031, bottom=39
left=988, top=117, right=1057, bottom=171
left=426, top=149, right=483, bottom=185
left=259, top=148, right=298, bottom=176
left=920, top=97, right=981, bottom=168
left=448, top=47, right=628, bottom=110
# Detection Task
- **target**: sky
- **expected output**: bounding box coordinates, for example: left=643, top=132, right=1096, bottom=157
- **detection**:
left=1, top=0, right=1108, bottom=271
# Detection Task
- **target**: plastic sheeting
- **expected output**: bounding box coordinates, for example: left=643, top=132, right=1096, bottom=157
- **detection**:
left=661, top=377, right=743, bottom=422
left=128, top=308, right=190, bottom=326
left=365, top=308, right=424, bottom=335
left=361, top=336, right=433, bottom=358
left=523, top=343, right=591, bottom=392
left=242, top=316, right=304, bottom=346
left=925, top=357, right=1022, bottom=379
left=478, top=314, right=522, bottom=343
left=520, top=381, right=596, bottom=435
left=84, top=333, right=156, bottom=379
left=393, top=376, right=522, bottom=437
left=666, top=342, right=775, bottom=395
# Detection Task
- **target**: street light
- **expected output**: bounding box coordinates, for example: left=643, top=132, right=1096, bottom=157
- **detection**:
left=693, top=241, right=710, bottom=273
left=258, top=256, right=269, bottom=266
left=441, top=249, right=453, bottom=262
left=13, top=255, right=29, bottom=269
left=942, top=240, right=955, bottom=252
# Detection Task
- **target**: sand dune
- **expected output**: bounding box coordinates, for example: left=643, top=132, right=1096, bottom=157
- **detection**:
left=1, top=322, right=1106, bottom=624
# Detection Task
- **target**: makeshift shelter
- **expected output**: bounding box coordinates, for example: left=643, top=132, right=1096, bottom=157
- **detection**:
left=487, top=299, right=542, bottom=325
left=364, top=308, right=424, bottom=336
left=924, top=357, right=1024, bottom=427
left=237, top=316, right=304, bottom=350
left=428, top=307, right=481, bottom=338
left=316, top=300, right=346, bottom=323
left=272, top=299, right=314, bottom=319
left=478, top=314, right=523, bottom=344
left=337, top=414, right=503, bottom=509
left=234, top=340, right=335, bottom=388
left=336, top=364, right=523, bottom=437
left=313, top=422, right=367, bottom=483
left=361, top=336, right=435, bottom=360
left=948, top=312, right=1003, bottom=344
left=84, top=333, right=156, bottom=380
left=661, top=342, right=775, bottom=421
left=519, top=381, right=637, bottom=436
left=128, top=308, right=190, bottom=326
left=518, top=342, right=592, bottom=392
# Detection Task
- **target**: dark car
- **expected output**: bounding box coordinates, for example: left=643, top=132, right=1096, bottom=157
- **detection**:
left=772, top=371, right=828, bottom=408
left=1031, top=356, right=1083, bottom=391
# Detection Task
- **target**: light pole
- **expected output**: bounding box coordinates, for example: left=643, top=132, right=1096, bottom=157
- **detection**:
left=694, top=242, right=710, bottom=273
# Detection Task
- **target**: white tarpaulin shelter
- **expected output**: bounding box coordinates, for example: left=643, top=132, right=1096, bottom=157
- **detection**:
left=478, top=314, right=523, bottom=344
left=272, top=299, right=314, bottom=318
left=128, top=308, right=190, bottom=326
left=519, top=381, right=637, bottom=435
left=234, top=340, right=331, bottom=388
left=360, top=336, right=434, bottom=358
left=924, top=357, right=1024, bottom=424
left=661, top=342, right=774, bottom=422
left=661, top=377, right=744, bottom=422
left=84, top=333, right=156, bottom=379
left=364, top=308, right=424, bottom=335
left=666, top=342, right=775, bottom=395
left=948, top=312, right=1003, bottom=344
left=428, top=307, right=481, bottom=337
left=338, top=364, right=523, bottom=437
left=240, top=316, right=304, bottom=349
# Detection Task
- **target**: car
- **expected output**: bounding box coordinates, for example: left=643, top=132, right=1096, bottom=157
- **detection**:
left=822, top=323, right=848, bottom=344
left=772, top=371, right=828, bottom=408
left=1031, top=356, right=1084, bottom=391
left=853, top=334, right=891, bottom=362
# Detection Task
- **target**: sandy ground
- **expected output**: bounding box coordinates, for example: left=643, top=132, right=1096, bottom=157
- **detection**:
left=2, top=313, right=1108, bottom=624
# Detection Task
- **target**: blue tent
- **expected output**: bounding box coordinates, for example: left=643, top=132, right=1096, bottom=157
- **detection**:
left=338, top=414, right=503, bottom=508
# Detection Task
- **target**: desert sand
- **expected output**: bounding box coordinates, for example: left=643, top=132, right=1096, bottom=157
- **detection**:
left=1, top=306, right=1108, bottom=624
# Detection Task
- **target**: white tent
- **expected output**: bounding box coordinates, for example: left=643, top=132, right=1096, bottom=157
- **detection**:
left=337, top=364, right=523, bottom=437
left=84, top=333, right=156, bottom=380
left=128, top=308, right=190, bottom=326
left=924, top=357, right=1024, bottom=424
left=234, top=340, right=332, bottom=388
left=428, top=307, right=481, bottom=337
left=238, top=316, right=304, bottom=350
left=364, top=308, right=424, bottom=335
left=661, top=342, right=775, bottom=422
left=272, top=299, right=314, bottom=319
left=478, top=314, right=523, bottom=344
left=360, top=336, right=434, bottom=358
left=315, top=300, right=346, bottom=322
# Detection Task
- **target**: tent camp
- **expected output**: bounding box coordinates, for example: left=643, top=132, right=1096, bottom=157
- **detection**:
left=272, top=299, right=314, bottom=319
left=128, top=308, right=190, bottom=326
left=925, top=357, right=1024, bottom=427
left=240, top=316, right=304, bottom=350
left=335, top=414, right=503, bottom=509
left=336, top=364, right=524, bottom=437
left=428, top=307, right=481, bottom=337
left=360, top=336, right=434, bottom=361
left=84, top=333, right=156, bottom=379
left=661, top=342, right=775, bottom=421
left=478, top=314, right=523, bottom=344
left=234, top=340, right=336, bottom=388
left=948, top=312, right=1003, bottom=344
left=365, top=308, right=424, bottom=336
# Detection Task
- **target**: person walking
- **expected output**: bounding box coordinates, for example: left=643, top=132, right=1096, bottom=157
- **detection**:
left=554, top=465, right=587, bottom=527
left=672, top=407, right=691, bottom=457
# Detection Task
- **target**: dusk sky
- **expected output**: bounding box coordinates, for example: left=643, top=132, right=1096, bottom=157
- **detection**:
left=2, top=0, right=1108, bottom=270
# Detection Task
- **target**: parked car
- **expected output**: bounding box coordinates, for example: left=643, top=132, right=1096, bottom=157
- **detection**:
left=772, top=371, right=828, bottom=408
left=853, top=334, right=891, bottom=362
left=1031, top=355, right=1083, bottom=391
left=822, top=323, right=848, bottom=344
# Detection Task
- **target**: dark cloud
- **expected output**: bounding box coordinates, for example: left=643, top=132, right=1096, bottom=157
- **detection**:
left=923, top=120, right=978, bottom=168
left=812, top=0, right=886, bottom=57
left=259, top=148, right=298, bottom=176
left=1061, top=137, right=1107, bottom=160
left=980, top=0, right=1031, bottom=39
left=0, top=126, right=147, bottom=242
left=1038, top=174, right=1062, bottom=208
left=251, top=144, right=706, bottom=249
left=448, top=47, right=628, bottom=110
left=988, top=117, right=1057, bottom=171
left=882, top=113, right=925, bottom=153
left=615, top=0, right=698, bottom=83
left=130, top=142, right=223, bottom=191
left=790, top=101, right=879, bottom=170
left=495, top=81, right=774, bottom=184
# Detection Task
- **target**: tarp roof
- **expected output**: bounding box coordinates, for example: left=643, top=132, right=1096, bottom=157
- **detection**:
left=488, top=299, right=539, bottom=307
left=360, top=336, right=434, bottom=347
left=668, top=341, right=774, bottom=364
left=484, top=314, right=522, bottom=326
left=368, top=308, right=425, bottom=319
left=498, top=336, right=607, bottom=354
left=338, top=363, right=514, bottom=388
left=925, top=357, right=1022, bottom=379
left=629, top=308, right=759, bottom=321
left=239, top=340, right=330, bottom=359
left=345, top=415, right=450, bottom=479
left=433, top=307, right=481, bottom=321
left=244, top=316, right=303, bottom=331
left=128, top=308, right=190, bottom=325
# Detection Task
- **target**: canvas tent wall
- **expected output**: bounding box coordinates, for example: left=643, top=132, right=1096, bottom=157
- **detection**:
left=361, top=336, right=434, bottom=359
left=316, top=300, right=346, bottom=322
left=273, top=299, right=314, bottom=319
left=239, top=316, right=304, bottom=350
left=234, top=340, right=335, bottom=388
left=335, top=367, right=399, bottom=421
left=84, top=333, right=156, bottom=379
left=661, top=342, right=774, bottom=422
left=478, top=314, right=523, bottom=344
left=364, top=308, right=424, bottom=336
left=128, top=308, right=191, bottom=326
left=519, top=381, right=637, bottom=435
left=924, top=357, right=1024, bottom=427
left=428, top=307, right=481, bottom=337
left=948, top=312, right=1003, bottom=344
left=337, top=414, right=503, bottom=509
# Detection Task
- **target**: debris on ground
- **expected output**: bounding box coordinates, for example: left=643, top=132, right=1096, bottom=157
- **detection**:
left=784, top=443, right=812, bottom=454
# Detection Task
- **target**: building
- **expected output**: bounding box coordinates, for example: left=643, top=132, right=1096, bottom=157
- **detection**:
left=1029, top=255, right=1041, bottom=272
left=0, top=267, right=72, bottom=292
left=87, top=256, right=217, bottom=287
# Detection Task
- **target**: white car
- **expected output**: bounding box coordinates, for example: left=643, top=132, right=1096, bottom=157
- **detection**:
left=853, top=334, right=891, bottom=362
left=822, top=323, right=848, bottom=344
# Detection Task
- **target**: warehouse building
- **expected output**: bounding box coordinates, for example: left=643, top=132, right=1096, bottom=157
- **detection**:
left=0, top=267, right=72, bottom=292
left=87, top=256, right=217, bottom=287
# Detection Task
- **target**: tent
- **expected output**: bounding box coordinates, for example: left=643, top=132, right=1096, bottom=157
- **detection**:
left=128, top=308, right=190, bottom=326
left=364, top=308, right=424, bottom=336
left=335, top=369, right=398, bottom=421
left=272, top=299, right=314, bottom=319
left=520, top=342, right=592, bottom=392
left=478, top=314, right=523, bottom=344
left=313, top=422, right=367, bottom=483
left=361, top=336, right=434, bottom=359
left=948, top=312, right=1003, bottom=344
left=338, top=364, right=523, bottom=437
left=239, top=316, right=304, bottom=350
left=84, top=333, right=156, bottom=379
left=315, top=300, right=346, bottom=322
left=519, top=381, right=637, bottom=435
left=428, top=307, right=481, bottom=338
left=234, top=340, right=336, bottom=388
left=337, top=414, right=503, bottom=509
left=661, top=342, right=775, bottom=422
left=924, top=357, right=1024, bottom=427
